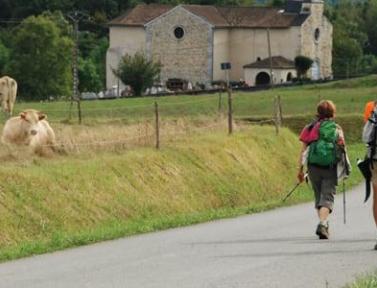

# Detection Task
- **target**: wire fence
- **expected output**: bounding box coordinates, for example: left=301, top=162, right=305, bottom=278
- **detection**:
left=0, top=89, right=282, bottom=157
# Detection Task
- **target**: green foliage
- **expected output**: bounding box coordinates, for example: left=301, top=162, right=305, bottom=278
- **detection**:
left=0, top=40, right=10, bottom=74
left=7, top=15, right=73, bottom=100
left=294, top=56, right=313, bottom=79
left=113, top=51, right=162, bottom=96
left=88, top=37, right=108, bottom=90
left=363, top=0, right=377, bottom=55
left=267, top=0, right=284, bottom=7
left=78, top=57, right=102, bottom=92
left=77, top=33, right=108, bottom=90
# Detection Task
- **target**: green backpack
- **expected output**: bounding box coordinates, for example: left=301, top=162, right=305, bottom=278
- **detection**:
left=308, top=120, right=338, bottom=166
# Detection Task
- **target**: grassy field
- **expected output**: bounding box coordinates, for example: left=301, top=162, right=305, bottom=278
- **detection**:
left=4, top=75, right=377, bottom=125
left=0, top=75, right=372, bottom=262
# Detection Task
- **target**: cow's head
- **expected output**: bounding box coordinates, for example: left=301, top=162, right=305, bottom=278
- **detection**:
left=20, top=110, right=46, bottom=137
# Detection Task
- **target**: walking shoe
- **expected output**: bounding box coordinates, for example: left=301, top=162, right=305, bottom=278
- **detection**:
left=315, top=223, right=329, bottom=240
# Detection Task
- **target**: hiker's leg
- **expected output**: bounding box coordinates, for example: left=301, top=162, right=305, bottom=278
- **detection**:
left=308, top=165, right=322, bottom=211
left=318, top=168, right=336, bottom=219
left=318, top=206, right=330, bottom=222
left=373, top=183, right=377, bottom=227
left=372, top=183, right=377, bottom=250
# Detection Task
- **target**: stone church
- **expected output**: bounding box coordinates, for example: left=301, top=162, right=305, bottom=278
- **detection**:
left=106, top=0, right=332, bottom=90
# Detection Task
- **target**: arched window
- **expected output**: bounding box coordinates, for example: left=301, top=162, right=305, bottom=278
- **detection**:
left=314, top=28, right=320, bottom=42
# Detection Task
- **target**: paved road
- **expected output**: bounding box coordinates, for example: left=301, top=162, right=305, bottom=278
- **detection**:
left=1, top=184, right=376, bottom=288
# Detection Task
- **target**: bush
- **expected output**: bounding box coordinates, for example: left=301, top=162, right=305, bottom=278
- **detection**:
left=113, top=51, right=161, bottom=97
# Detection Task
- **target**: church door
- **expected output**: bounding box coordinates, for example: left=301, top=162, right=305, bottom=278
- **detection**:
left=311, top=60, right=320, bottom=80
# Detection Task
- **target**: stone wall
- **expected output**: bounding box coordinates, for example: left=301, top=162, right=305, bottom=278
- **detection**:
left=300, top=2, right=333, bottom=79
left=146, top=6, right=213, bottom=87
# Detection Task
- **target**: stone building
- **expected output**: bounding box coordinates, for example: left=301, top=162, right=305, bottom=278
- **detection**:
left=106, top=0, right=332, bottom=90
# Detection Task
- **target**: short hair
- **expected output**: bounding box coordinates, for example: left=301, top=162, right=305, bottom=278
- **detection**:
left=317, top=100, right=336, bottom=119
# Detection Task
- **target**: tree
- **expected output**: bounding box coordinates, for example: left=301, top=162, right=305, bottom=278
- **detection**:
left=0, top=40, right=10, bottom=74
left=78, top=57, right=102, bottom=92
left=294, top=56, right=313, bottom=80
left=87, top=37, right=108, bottom=90
left=113, top=52, right=161, bottom=97
left=7, top=14, right=73, bottom=100
left=268, top=0, right=284, bottom=7
left=363, top=0, right=377, bottom=55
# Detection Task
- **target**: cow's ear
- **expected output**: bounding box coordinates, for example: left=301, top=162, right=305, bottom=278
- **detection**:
left=38, top=113, right=46, bottom=120
left=20, top=112, right=26, bottom=119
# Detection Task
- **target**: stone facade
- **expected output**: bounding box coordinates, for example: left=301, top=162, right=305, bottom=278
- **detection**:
left=300, top=2, right=333, bottom=79
left=106, top=1, right=333, bottom=89
left=145, top=6, right=213, bottom=86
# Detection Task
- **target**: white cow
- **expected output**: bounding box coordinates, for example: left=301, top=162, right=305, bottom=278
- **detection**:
left=1, top=109, right=56, bottom=155
left=0, top=76, right=17, bottom=116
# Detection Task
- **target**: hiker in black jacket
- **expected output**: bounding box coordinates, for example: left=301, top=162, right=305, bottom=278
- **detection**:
left=297, top=100, right=348, bottom=240
left=362, top=101, right=377, bottom=250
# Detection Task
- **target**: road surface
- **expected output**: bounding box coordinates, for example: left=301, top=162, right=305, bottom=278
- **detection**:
left=1, top=184, right=376, bottom=288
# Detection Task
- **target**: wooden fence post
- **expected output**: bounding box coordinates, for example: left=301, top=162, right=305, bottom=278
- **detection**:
left=277, top=94, right=283, bottom=124
left=274, top=96, right=280, bottom=135
left=228, top=88, right=233, bottom=135
left=77, top=98, right=82, bottom=124
left=155, top=101, right=160, bottom=149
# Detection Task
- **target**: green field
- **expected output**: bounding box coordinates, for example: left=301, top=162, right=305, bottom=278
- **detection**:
left=0, top=75, right=373, bottom=262
left=5, top=75, right=377, bottom=125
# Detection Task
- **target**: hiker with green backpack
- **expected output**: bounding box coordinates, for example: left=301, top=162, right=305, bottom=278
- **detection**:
left=297, top=100, right=350, bottom=240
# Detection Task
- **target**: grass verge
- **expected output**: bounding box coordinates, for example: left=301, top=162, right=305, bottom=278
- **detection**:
left=345, top=272, right=377, bottom=288
left=0, top=126, right=365, bottom=262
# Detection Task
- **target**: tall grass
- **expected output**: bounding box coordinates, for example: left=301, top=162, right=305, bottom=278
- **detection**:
left=0, top=125, right=365, bottom=261
left=345, top=272, right=377, bottom=288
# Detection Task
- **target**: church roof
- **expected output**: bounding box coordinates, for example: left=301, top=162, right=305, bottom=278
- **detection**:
left=243, top=56, right=295, bottom=69
left=108, top=4, right=309, bottom=28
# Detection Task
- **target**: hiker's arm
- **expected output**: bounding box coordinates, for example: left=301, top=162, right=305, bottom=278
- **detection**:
left=337, top=125, right=346, bottom=147
left=297, top=142, right=307, bottom=183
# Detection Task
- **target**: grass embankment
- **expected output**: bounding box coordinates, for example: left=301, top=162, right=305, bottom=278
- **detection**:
left=345, top=272, right=377, bottom=288
left=4, top=75, right=377, bottom=124
left=0, top=126, right=364, bottom=261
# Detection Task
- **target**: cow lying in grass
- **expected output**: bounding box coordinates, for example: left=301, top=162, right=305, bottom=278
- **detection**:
left=1, top=109, right=56, bottom=156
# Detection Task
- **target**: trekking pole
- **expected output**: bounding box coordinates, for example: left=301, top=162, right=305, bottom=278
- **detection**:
left=343, top=180, right=346, bottom=224
left=282, top=173, right=308, bottom=202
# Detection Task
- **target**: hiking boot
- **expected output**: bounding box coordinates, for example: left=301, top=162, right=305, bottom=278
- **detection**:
left=315, top=223, right=329, bottom=240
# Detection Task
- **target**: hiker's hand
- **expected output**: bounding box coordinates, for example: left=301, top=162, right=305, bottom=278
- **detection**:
left=297, top=171, right=305, bottom=183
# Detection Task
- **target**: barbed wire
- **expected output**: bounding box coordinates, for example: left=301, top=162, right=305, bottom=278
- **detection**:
left=37, top=119, right=228, bottom=149
left=245, top=118, right=275, bottom=124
